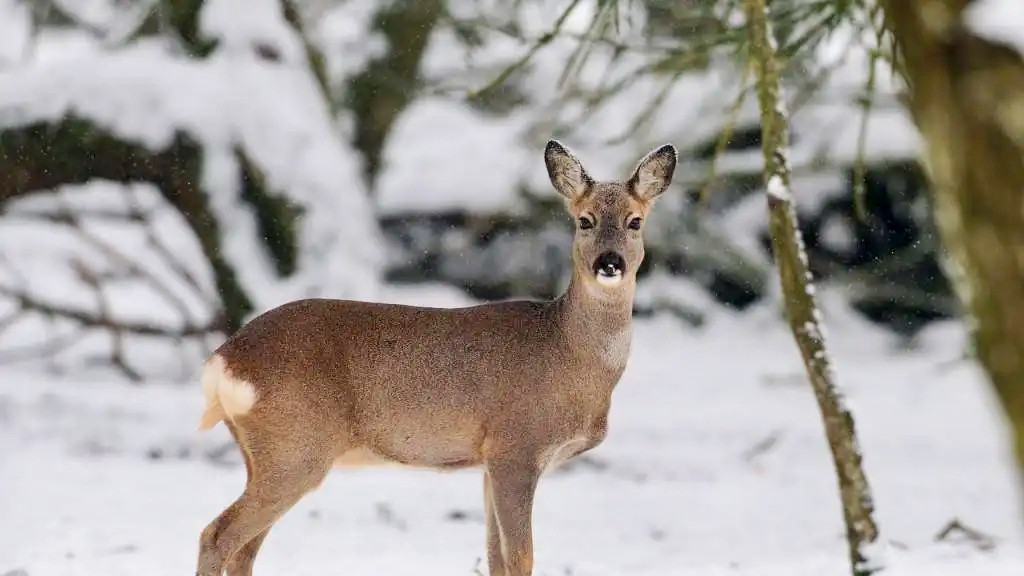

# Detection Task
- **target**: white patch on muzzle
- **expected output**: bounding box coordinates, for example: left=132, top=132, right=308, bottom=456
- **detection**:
left=595, top=271, right=623, bottom=287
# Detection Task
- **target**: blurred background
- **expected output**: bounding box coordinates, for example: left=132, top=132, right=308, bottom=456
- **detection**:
left=0, top=0, right=947, bottom=378
left=1, top=1, right=1022, bottom=575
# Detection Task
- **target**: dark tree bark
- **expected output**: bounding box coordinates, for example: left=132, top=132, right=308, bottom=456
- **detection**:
left=165, top=0, right=216, bottom=56
left=883, top=0, right=1024, bottom=478
left=130, top=0, right=216, bottom=55
left=236, top=148, right=301, bottom=277
left=345, top=0, right=444, bottom=189
left=743, top=0, right=882, bottom=573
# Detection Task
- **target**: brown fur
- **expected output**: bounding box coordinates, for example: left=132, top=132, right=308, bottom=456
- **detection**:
left=194, top=140, right=676, bottom=576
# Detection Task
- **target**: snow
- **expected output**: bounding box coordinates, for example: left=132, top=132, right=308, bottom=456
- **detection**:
left=800, top=22, right=922, bottom=168
left=369, top=0, right=752, bottom=215
left=0, top=181, right=216, bottom=353
left=49, top=0, right=122, bottom=30
left=375, top=97, right=533, bottom=216
left=0, top=4, right=388, bottom=381
left=767, top=174, right=791, bottom=202
left=673, top=22, right=921, bottom=202
left=820, top=212, right=858, bottom=254
left=363, top=0, right=924, bottom=218
left=1, top=285, right=1022, bottom=575
left=965, top=0, right=1024, bottom=56
left=0, top=6, right=383, bottom=317
left=312, top=0, right=389, bottom=82
left=634, top=271, right=722, bottom=318
left=0, top=0, right=31, bottom=65
left=200, top=0, right=306, bottom=63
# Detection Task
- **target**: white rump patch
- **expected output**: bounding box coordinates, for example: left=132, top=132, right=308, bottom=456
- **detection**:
left=203, top=354, right=258, bottom=421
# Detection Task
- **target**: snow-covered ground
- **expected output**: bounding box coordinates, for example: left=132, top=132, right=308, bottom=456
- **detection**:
left=2, top=284, right=1022, bottom=576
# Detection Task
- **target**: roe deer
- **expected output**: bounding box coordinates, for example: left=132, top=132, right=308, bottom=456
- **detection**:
left=195, top=140, right=677, bottom=576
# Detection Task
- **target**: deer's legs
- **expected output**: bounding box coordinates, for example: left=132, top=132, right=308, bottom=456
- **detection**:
left=483, top=471, right=505, bottom=576
left=224, top=528, right=271, bottom=576
left=220, top=423, right=272, bottom=576
left=485, top=459, right=540, bottom=576
left=196, top=430, right=334, bottom=576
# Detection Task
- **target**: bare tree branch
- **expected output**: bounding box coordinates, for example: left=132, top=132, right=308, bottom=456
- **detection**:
left=0, top=284, right=215, bottom=338
left=468, top=0, right=583, bottom=100
left=0, top=325, right=88, bottom=365
left=125, top=186, right=215, bottom=307
left=0, top=117, right=253, bottom=332
left=59, top=203, right=199, bottom=324
left=697, top=64, right=752, bottom=205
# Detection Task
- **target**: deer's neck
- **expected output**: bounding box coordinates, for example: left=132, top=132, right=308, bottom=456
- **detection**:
left=555, top=274, right=635, bottom=371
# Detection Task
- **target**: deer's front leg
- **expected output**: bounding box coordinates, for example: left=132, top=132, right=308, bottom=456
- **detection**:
left=485, top=458, right=540, bottom=576
left=484, top=471, right=506, bottom=576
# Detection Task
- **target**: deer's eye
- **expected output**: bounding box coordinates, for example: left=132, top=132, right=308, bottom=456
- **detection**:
left=578, top=216, right=594, bottom=230
left=627, top=217, right=643, bottom=230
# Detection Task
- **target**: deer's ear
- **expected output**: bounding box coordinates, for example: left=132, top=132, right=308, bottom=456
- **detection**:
left=628, top=144, right=677, bottom=200
left=544, top=140, right=592, bottom=200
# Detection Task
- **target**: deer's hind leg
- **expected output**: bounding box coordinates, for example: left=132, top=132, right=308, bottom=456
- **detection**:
left=220, top=422, right=271, bottom=576
left=224, top=528, right=270, bottom=576
left=196, top=419, right=338, bottom=576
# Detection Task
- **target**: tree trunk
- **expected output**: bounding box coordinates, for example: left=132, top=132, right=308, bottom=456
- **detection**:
left=345, top=0, right=444, bottom=189
left=235, top=148, right=302, bottom=277
left=882, top=0, right=1024, bottom=478
left=742, top=0, right=882, bottom=573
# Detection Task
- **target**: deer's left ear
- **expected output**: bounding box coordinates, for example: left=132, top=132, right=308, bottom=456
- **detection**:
left=545, top=140, right=592, bottom=200
left=628, top=144, right=677, bottom=200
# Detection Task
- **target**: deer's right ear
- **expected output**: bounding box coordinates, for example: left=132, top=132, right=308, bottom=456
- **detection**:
left=544, top=140, right=591, bottom=200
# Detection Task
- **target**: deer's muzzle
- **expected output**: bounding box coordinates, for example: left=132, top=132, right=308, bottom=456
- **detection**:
left=592, top=251, right=626, bottom=283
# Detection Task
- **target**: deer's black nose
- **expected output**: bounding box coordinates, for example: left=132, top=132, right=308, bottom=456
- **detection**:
left=593, top=251, right=626, bottom=277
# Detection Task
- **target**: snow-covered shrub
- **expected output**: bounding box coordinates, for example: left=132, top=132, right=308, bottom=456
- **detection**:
left=0, top=0, right=381, bottom=379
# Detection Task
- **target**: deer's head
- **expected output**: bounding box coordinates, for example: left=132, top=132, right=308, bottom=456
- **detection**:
left=544, top=140, right=676, bottom=294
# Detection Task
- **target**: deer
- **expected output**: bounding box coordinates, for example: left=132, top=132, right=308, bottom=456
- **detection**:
left=194, top=140, right=677, bottom=576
